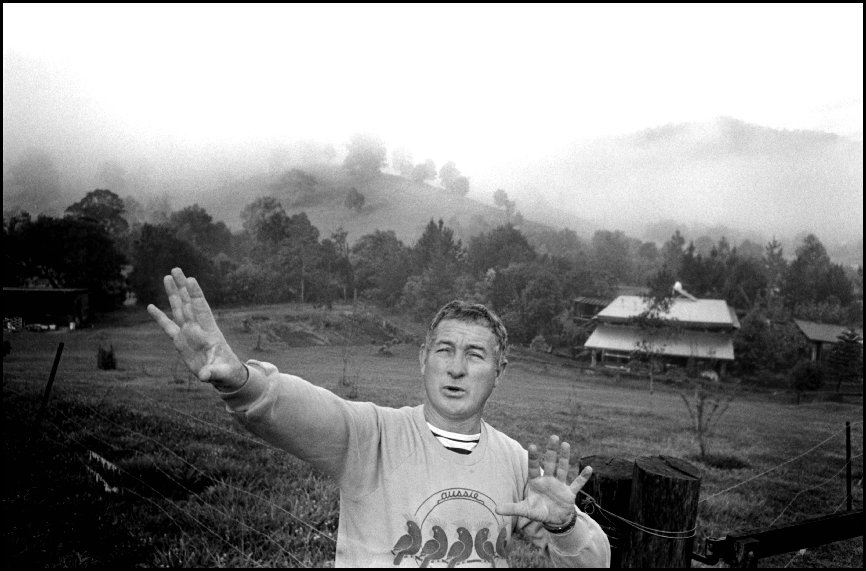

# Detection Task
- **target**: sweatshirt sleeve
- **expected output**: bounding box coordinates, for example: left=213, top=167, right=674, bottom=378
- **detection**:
left=517, top=506, right=611, bottom=568
left=217, top=359, right=363, bottom=481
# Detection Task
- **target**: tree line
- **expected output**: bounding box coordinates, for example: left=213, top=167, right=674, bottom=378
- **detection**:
left=3, top=188, right=862, bottom=382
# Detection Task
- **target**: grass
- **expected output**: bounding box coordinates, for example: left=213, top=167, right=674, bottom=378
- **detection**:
left=2, top=303, right=863, bottom=567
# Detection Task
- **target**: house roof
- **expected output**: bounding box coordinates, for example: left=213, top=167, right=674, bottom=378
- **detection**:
left=596, top=295, right=739, bottom=330
left=585, top=323, right=736, bottom=360
left=794, top=320, right=863, bottom=344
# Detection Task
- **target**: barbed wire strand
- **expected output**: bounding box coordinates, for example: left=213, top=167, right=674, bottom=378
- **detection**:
left=579, top=491, right=697, bottom=539
left=46, top=400, right=316, bottom=565
left=768, top=452, right=864, bottom=527
left=124, top=385, right=286, bottom=454
left=61, top=390, right=338, bottom=545
left=6, top=381, right=338, bottom=549
left=700, top=420, right=863, bottom=504
left=36, top=417, right=266, bottom=568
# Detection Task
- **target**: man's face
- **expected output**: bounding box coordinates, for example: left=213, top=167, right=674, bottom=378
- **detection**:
left=420, top=318, right=503, bottom=431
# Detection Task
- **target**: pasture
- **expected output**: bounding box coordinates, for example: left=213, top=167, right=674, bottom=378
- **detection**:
left=2, top=303, right=862, bottom=567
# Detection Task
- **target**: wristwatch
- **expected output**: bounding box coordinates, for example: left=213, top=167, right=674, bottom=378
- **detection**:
left=543, top=506, right=578, bottom=535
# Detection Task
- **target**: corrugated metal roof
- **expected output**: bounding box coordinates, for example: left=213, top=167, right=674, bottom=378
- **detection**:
left=794, top=320, right=863, bottom=344
left=584, top=323, right=735, bottom=360
left=596, top=295, right=738, bottom=329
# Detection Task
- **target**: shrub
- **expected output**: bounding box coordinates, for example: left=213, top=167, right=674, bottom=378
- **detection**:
left=790, top=360, right=824, bottom=404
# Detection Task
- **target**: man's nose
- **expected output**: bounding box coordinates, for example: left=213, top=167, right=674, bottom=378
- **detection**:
left=447, top=354, right=467, bottom=378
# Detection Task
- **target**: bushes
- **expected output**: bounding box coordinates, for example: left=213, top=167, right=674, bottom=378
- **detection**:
left=790, top=360, right=825, bottom=404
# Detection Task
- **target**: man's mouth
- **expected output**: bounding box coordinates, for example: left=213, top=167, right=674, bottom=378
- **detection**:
left=443, top=385, right=466, bottom=396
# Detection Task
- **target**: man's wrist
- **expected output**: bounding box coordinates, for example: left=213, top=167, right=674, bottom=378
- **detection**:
left=543, top=506, right=578, bottom=535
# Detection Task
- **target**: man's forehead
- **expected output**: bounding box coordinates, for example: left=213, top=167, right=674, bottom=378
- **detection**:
left=431, top=319, right=497, bottom=346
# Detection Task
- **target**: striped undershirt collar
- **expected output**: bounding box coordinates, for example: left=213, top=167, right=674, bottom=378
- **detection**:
left=427, top=422, right=481, bottom=455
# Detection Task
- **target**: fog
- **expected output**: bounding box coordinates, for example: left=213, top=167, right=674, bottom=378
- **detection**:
left=3, top=4, right=863, bottom=262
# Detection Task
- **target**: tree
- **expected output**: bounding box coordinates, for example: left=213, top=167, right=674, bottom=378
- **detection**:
left=129, top=223, right=215, bottom=306
left=168, top=204, right=231, bottom=256
left=826, top=329, right=863, bottom=393
left=410, top=159, right=437, bottom=183
left=65, top=189, right=130, bottom=239
left=590, top=230, right=636, bottom=284
left=493, top=189, right=515, bottom=221
left=439, top=161, right=460, bottom=189
left=785, top=234, right=853, bottom=307
left=661, top=230, right=686, bottom=274
left=344, top=187, right=366, bottom=212
left=5, top=214, right=127, bottom=311
left=789, top=360, right=824, bottom=404
left=351, top=230, right=413, bottom=305
left=679, top=379, right=734, bottom=457
left=451, top=175, right=470, bottom=196
left=240, top=197, right=290, bottom=252
left=733, top=309, right=808, bottom=375
left=343, top=133, right=387, bottom=177
left=412, top=219, right=463, bottom=273
left=466, top=225, right=536, bottom=277
left=391, top=148, right=415, bottom=177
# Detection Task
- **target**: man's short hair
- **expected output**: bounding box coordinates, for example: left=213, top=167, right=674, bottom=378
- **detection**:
left=425, top=300, right=508, bottom=371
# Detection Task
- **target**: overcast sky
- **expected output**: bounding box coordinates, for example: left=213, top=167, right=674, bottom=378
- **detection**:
left=2, top=3, right=863, bottom=246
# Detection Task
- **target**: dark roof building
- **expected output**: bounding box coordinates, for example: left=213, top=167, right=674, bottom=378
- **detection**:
left=794, top=319, right=863, bottom=361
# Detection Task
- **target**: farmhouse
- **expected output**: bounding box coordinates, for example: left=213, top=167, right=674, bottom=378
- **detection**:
left=794, top=319, right=864, bottom=362
left=584, top=292, right=740, bottom=376
left=2, top=287, right=90, bottom=330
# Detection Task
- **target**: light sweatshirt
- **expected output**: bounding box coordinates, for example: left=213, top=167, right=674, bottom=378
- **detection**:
left=219, top=359, right=611, bottom=568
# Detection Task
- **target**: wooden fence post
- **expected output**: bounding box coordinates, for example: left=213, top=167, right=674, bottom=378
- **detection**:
left=579, top=455, right=634, bottom=568
left=620, top=455, right=701, bottom=568
left=37, top=342, right=64, bottom=426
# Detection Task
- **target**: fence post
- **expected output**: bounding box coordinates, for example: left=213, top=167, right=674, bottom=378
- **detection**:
left=846, top=421, right=852, bottom=512
left=619, top=455, right=701, bottom=568
left=579, top=455, right=634, bottom=568
left=37, top=342, right=64, bottom=426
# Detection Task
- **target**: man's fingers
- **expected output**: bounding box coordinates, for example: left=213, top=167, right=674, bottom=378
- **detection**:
left=556, top=441, right=571, bottom=482
left=528, top=444, right=542, bottom=479
left=165, top=275, right=185, bottom=324
left=569, top=466, right=593, bottom=495
left=187, top=278, right=217, bottom=330
left=543, top=435, right=559, bottom=477
left=147, top=304, right=180, bottom=338
left=495, top=502, right=532, bottom=519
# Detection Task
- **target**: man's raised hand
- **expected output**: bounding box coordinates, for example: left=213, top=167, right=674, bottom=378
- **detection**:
left=146, top=268, right=247, bottom=391
left=494, top=435, right=592, bottom=528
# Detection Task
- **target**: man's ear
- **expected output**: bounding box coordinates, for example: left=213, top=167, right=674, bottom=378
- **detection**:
left=494, top=360, right=507, bottom=387
left=418, top=344, right=427, bottom=374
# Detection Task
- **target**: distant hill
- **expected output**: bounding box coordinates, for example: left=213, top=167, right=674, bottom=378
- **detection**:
left=200, top=164, right=556, bottom=246
left=489, top=117, right=863, bottom=257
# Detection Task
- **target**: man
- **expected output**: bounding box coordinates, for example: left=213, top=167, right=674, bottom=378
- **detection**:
left=148, top=268, right=610, bottom=567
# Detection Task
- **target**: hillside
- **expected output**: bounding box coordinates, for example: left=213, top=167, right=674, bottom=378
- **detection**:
left=201, top=164, right=557, bottom=245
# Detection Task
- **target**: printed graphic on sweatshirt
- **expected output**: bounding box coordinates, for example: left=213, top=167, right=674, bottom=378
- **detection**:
left=391, top=487, right=510, bottom=568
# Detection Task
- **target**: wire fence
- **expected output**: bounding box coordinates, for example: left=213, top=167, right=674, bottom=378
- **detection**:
left=2, top=371, right=862, bottom=567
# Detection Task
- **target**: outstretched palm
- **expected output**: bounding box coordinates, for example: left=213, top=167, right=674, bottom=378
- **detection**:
left=495, top=435, right=592, bottom=527
left=147, top=268, right=245, bottom=389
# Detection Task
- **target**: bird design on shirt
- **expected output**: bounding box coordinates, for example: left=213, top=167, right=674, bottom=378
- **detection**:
left=419, top=525, right=448, bottom=568
left=445, top=527, right=473, bottom=568
left=474, top=528, right=497, bottom=567
left=391, top=520, right=422, bottom=565
left=495, top=526, right=510, bottom=559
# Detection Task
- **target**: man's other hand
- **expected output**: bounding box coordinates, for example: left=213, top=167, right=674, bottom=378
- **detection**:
left=147, top=267, right=247, bottom=391
left=494, top=435, right=592, bottom=528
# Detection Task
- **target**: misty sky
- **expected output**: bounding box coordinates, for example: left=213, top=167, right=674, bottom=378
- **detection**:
left=3, top=3, right=863, bottom=245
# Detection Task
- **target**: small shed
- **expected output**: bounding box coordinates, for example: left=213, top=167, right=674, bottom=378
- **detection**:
left=3, top=287, right=90, bottom=329
left=793, top=319, right=863, bottom=362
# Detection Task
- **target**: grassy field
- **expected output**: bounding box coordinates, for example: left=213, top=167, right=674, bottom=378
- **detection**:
left=2, top=303, right=863, bottom=568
